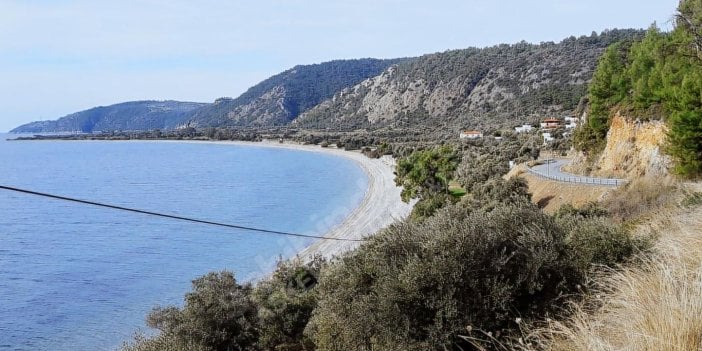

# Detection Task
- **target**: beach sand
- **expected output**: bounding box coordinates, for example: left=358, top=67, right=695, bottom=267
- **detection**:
left=148, top=139, right=414, bottom=260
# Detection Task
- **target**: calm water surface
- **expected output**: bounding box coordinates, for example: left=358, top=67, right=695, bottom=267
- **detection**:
left=0, top=135, right=367, bottom=351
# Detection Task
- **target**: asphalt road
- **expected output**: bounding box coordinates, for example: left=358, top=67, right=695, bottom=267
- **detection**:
left=529, top=159, right=626, bottom=186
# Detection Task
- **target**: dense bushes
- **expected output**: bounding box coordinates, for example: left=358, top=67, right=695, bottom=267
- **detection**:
left=456, top=136, right=539, bottom=192
left=122, top=131, right=645, bottom=351
left=122, top=174, right=644, bottom=351
left=123, top=260, right=323, bottom=351
left=253, top=259, right=323, bottom=351
left=393, top=136, right=540, bottom=220
left=145, top=272, right=259, bottom=351
left=307, top=199, right=644, bottom=350
left=555, top=203, right=648, bottom=272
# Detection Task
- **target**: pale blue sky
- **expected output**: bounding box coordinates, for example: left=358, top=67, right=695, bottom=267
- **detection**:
left=0, top=0, right=678, bottom=131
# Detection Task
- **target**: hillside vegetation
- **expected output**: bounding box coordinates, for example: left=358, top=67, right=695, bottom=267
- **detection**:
left=182, top=58, right=405, bottom=127
left=575, top=0, right=702, bottom=178
left=11, top=59, right=402, bottom=133
left=10, top=101, right=206, bottom=133
left=294, top=30, right=642, bottom=133
left=13, top=32, right=644, bottom=135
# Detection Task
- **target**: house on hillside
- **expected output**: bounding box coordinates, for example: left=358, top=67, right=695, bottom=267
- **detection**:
left=514, top=124, right=533, bottom=133
left=565, top=116, right=578, bottom=129
left=540, top=118, right=562, bottom=130
left=542, top=132, right=555, bottom=144
left=460, top=130, right=483, bottom=139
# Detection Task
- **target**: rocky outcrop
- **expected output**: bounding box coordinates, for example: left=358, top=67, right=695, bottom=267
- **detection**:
left=594, top=112, right=671, bottom=178
left=222, top=85, right=290, bottom=126
left=570, top=112, right=672, bottom=179
left=186, top=58, right=403, bottom=128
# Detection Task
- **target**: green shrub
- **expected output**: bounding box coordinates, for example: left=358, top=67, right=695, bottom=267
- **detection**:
left=682, top=191, right=702, bottom=207
left=396, top=146, right=460, bottom=219
left=253, top=259, right=324, bottom=351
left=464, top=177, right=532, bottom=212
left=557, top=215, right=650, bottom=274
left=121, top=333, right=208, bottom=351
left=308, top=203, right=584, bottom=350
left=409, top=193, right=453, bottom=220
left=145, top=271, right=259, bottom=351
left=554, top=202, right=609, bottom=219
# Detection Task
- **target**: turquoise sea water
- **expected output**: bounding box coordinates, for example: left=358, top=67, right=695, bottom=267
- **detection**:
left=0, top=136, right=367, bottom=351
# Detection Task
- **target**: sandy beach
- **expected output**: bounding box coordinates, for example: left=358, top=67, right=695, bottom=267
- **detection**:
left=145, top=139, right=414, bottom=260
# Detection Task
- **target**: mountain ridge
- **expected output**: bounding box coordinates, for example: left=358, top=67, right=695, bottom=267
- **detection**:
left=12, top=30, right=644, bottom=134
left=10, top=100, right=207, bottom=133
left=186, top=58, right=407, bottom=127
left=294, top=29, right=644, bottom=133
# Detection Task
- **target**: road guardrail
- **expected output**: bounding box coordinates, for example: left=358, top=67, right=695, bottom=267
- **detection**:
left=526, top=166, right=627, bottom=187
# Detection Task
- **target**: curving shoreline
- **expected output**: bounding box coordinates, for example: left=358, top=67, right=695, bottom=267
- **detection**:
left=141, top=139, right=414, bottom=260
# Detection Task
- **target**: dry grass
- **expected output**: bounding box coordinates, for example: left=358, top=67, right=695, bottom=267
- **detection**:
left=522, top=203, right=702, bottom=351
left=517, top=171, right=612, bottom=214
left=602, top=176, right=678, bottom=222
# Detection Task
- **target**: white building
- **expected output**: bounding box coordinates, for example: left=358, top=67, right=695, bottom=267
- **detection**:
left=542, top=132, right=555, bottom=144
left=514, top=124, right=533, bottom=133
left=565, top=116, right=579, bottom=124
left=565, top=116, right=578, bottom=129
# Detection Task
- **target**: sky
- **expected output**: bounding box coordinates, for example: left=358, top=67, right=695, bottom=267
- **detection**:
left=0, top=0, right=679, bottom=131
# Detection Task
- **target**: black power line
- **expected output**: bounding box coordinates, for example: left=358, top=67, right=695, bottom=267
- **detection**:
left=0, top=185, right=366, bottom=242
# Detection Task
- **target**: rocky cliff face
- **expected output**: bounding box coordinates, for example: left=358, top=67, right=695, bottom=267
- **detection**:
left=569, top=112, right=671, bottom=179
left=208, top=86, right=291, bottom=127
left=187, top=58, right=404, bottom=128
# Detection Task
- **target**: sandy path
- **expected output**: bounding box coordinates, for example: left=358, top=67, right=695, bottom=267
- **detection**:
left=142, top=139, right=414, bottom=260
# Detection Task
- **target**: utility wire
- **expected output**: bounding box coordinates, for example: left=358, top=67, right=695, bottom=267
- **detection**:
left=0, top=185, right=366, bottom=242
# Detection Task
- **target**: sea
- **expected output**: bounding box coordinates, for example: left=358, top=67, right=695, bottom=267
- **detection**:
left=0, top=135, right=368, bottom=351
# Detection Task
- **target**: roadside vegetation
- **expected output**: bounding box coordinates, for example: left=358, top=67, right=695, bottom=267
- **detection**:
left=575, top=0, right=702, bottom=178
left=520, top=186, right=702, bottom=351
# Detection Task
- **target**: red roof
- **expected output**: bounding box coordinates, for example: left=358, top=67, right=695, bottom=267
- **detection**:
left=462, top=130, right=481, bottom=134
left=543, top=118, right=561, bottom=123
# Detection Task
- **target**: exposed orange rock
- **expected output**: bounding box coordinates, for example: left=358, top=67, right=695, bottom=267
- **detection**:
left=593, top=112, right=671, bottom=179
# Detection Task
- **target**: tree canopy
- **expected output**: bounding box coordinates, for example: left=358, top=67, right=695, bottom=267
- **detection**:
left=575, top=1, right=702, bottom=177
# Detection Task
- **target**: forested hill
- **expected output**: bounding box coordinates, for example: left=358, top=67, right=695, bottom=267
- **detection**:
left=187, top=58, right=407, bottom=127
left=11, top=101, right=207, bottom=133
left=11, top=59, right=403, bottom=133
left=294, top=29, right=643, bottom=132
left=12, top=31, right=644, bottom=134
